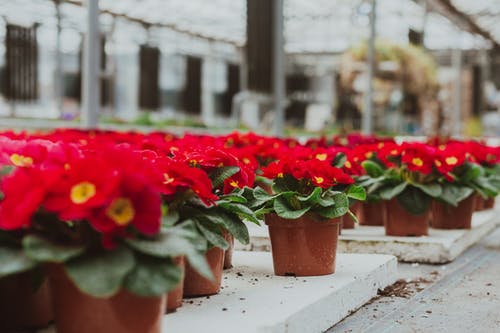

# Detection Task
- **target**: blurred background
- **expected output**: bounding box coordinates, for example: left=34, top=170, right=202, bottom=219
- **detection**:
left=0, top=0, right=499, bottom=137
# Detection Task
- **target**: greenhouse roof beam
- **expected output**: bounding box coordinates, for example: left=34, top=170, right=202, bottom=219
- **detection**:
left=425, top=0, right=500, bottom=48
left=64, top=0, right=241, bottom=46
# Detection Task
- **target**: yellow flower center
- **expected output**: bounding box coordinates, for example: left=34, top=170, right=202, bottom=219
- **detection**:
left=10, top=154, right=33, bottom=167
left=163, top=173, right=175, bottom=185
left=229, top=180, right=239, bottom=188
left=445, top=156, right=458, bottom=166
left=277, top=172, right=284, bottom=178
left=365, top=152, right=373, bottom=159
left=242, top=157, right=251, bottom=165
left=345, top=161, right=352, bottom=169
left=412, top=158, right=424, bottom=167
left=378, top=143, right=384, bottom=149
left=315, top=153, right=327, bottom=161
left=314, top=176, right=324, bottom=184
left=391, top=149, right=398, bottom=155
left=434, top=160, right=442, bottom=167
left=106, top=198, right=135, bottom=226
left=70, top=182, right=97, bottom=204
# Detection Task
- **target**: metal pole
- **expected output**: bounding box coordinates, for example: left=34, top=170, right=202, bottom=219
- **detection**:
left=452, top=46, right=462, bottom=137
left=81, top=0, right=100, bottom=128
left=362, top=0, right=376, bottom=135
left=54, top=0, right=64, bottom=115
left=272, top=0, right=285, bottom=137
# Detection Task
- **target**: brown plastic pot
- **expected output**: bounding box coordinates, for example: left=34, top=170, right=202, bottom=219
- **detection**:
left=183, top=246, right=224, bottom=297
left=384, top=199, right=430, bottom=236
left=358, top=201, right=387, bottom=226
left=484, top=197, right=495, bottom=210
left=432, top=195, right=475, bottom=229
left=48, top=265, right=165, bottom=333
left=223, top=231, right=234, bottom=270
left=166, top=256, right=185, bottom=313
left=0, top=271, right=53, bottom=332
left=264, top=213, right=342, bottom=276
left=474, top=193, right=485, bottom=211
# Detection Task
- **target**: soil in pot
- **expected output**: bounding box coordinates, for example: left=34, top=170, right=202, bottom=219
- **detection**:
left=183, top=246, right=224, bottom=297
left=384, top=199, right=430, bottom=236
left=432, top=195, right=475, bottom=229
left=358, top=201, right=387, bottom=226
left=166, top=256, right=185, bottom=313
left=223, top=231, right=234, bottom=270
left=0, top=271, right=53, bottom=332
left=48, top=265, right=165, bottom=333
left=265, top=213, right=342, bottom=276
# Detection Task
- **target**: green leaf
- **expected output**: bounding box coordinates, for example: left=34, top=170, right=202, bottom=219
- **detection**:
left=440, top=184, right=474, bottom=206
left=273, top=174, right=299, bottom=193
left=462, top=163, right=482, bottom=182
left=316, top=192, right=349, bottom=218
left=186, top=251, right=213, bottom=281
left=347, top=185, right=366, bottom=201
left=210, top=166, right=240, bottom=188
left=218, top=202, right=259, bottom=224
left=22, top=235, right=85, bottom=263
left=412, top=183, right=442, bottom=198
left=195, top=220, right=229, bottom=250
left=397, top=187, right=430, bottom=215
left=217, top=193, right=248, bottom=204
left=298, top=187, right=322, bottom=203
left=273, top=196, right=310, bottom=219
left=361, top=160, right=384, bottom=178
left=126, top=228, right=203, bottom=258
left=332, top=153, right=347, bottom=168
left=0, top=246, right=37, bottom=278
left=219, top=212, right=250, bottom=244
left=380, top=182, right=408, bottom=200
left=65, top=246, right=135, bottom=298
left=124, top=256, right=182, bottom=297
left=162, top=210, right=180, bottom=228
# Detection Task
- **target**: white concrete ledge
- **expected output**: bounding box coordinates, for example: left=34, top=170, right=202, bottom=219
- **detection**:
left=165, top=252, right=397, bottom=333
left=239, top=210, right=498, bottom=264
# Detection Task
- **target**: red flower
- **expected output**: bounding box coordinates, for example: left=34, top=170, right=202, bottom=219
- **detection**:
left=43, top=154, right=120, bottom=220
left=88, top=174, right=162, bottom=247
left=401, top=143, right=435, bottom=175
left=0, top=167, right=61, bottom=230
left=433, top=143, right=466, bottom=180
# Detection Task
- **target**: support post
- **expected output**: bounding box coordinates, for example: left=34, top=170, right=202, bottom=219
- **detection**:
left=81, top=0, right=101, bottom=128
left=452, top=46, right=462, bottom=137
left=362, top=0, right=376, bottom=135
left=271, top=0, right=285, bottom=137
left=54, top=0, right=64, bottom=115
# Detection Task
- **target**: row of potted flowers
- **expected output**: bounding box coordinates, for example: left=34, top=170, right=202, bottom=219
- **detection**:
left=0, top=130, right=498, bottom=332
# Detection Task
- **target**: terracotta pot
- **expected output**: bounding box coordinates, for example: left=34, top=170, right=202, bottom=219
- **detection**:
left=265, top=213, right=342, bottom=276
left=484, top=197, right=496, bottom=210
left=183, top=246, right=224, bottom=297
left=474, top=193, right=485, bottom=211
left=432, top=195, right=475, bottom=229
left=48, top=265, right=165, bottom=333
left=384, top=199, right=430, bottom=236
left=358, top=201, right=387, bottom=226
left=166, top=256, right=185, bottom=313
left=223, top=231, right=234, bottom=270
left=0, top=271, right=53, bottom=331
left=342, top=201, right=358, bottom=229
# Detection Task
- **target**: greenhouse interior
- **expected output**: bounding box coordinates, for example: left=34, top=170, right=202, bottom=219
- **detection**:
left=0, top=0, right=499, bottom=332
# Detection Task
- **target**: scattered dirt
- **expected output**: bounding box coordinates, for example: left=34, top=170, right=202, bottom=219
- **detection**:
left=378, top=277, right=434, bottom=299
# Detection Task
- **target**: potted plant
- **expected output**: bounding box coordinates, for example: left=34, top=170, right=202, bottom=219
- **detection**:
left=431, top=143, right=499, bottom=229
left=360, top=142, right=442, bottom=236
left=161, top=147, right=259, bottom=298
left=249, top=153, right=365, bottom=276
left=0, top=146, right=211, bottom=333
